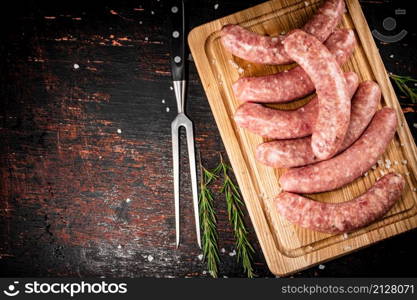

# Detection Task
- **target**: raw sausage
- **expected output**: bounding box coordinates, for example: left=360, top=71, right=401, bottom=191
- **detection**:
left=283, top=29, right=350, bottom=160
left=256, top=80, right=380, bottom=167
left=233, top=29, right=356, bottom=103
left=234, top=72, right=358, bottom=139
left=279, top=108, right=398, bottom=193
left=221, top=0, right=346, bottom=65
left=275, top=173, right=404, bottom=234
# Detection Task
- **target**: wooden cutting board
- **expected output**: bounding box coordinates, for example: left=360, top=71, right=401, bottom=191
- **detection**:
left=188, top=0, right=417, bottom=276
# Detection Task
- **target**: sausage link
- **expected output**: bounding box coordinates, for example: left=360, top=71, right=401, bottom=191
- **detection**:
left=221, top=0, right=346, bottom=65
left=234, top=72, right=358, bottom=139
left=279, top=108, right=398, bottom=194
left=275, top=173, right=405, bottom=234
left=256, top=81, right=380, bottom=167
left=233, top=29, right=356, bottom=103
left=283, top=29, right=350, bottom=160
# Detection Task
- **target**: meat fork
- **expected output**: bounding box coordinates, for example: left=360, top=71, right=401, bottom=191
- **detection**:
left=170, top=0, right=201, bottom=248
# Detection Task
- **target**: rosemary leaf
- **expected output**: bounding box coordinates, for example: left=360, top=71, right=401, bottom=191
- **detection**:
left=215, top=155, right=255, bottom=278
left=389, top=73, right=417, bottom=103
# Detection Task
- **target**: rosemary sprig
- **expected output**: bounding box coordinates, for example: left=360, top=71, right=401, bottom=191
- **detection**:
left=199, top=163, right=220, bottom=278
left=389, top=73, right=417, bottom=103
left=213, top=155, right=255, bottom=278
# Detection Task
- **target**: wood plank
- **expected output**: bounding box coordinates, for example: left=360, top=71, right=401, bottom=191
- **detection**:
left=188, top=0, right=417, bottom=276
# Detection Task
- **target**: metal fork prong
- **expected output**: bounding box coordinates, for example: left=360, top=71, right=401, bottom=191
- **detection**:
left=185, top=123, right=201, bottom=248
left=171, top=122, right=180, bottom=248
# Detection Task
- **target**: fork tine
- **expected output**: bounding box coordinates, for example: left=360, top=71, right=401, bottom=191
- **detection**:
left=186, top=123, right=201, bottom=248
left=171, top=122, right=180, bottom=248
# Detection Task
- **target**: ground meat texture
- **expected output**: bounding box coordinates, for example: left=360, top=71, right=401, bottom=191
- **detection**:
left=279, top=108, right=398, bottom=194
left=220, top=0, right=346, bottom=65
left=234, top=72, right=358, bottom=139
left=233, top=28, right=356, bottom=103
left=275, top=173, right=405, bottom=234
left=283, top=29, right=350, bottom=160
left=256, top=80, right=380, bottom=168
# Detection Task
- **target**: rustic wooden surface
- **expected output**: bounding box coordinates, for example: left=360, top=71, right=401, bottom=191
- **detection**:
left=1, top=0, right=417, bottom=278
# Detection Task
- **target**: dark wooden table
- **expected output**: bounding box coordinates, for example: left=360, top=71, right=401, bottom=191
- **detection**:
left=1, top=0, right=417, bottom=278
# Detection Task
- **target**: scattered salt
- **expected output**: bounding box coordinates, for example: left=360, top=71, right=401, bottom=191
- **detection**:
left=414, top=123, right=417, bottom=129
left=117, top=244, right=122, bottom=249
left=318, top=264, right=325, bottom=270
left=394, top=161, right=399, bottom=165
left=363, top=172, right=368, bottom=177
left=223, top=275, right=228, bottom=278
left=166, top=107, right=170, bottom=112
left=126, top=198, right=131, bottom=203
left=343, top=233, right=348, bottom=239
left=229, top=250, right=236, bottom=257
left=139, top=20, right=143, bottom=24
left=238, top=67, right=244, bottom=74
left=202, top=270, right=207, bottom=275
left=377, top=159, right=383, bottom=167
left=304, top=1, right=309, bottom=6
left=151, top=10, right=155, bottom=15
left=147, top=255, right=154, bottom=262
left=214, top=4, right=219, bottom=10
left=117, top=128, right=122, bottom=134
left=389, top=54, right=394, bottom=58
left=162, top=99, right=165, bottom=104
left=144, top=37, right=149, bottom=41
left=371, top=165, right=377, bottom=170
left=402, top=160, right=408, bottom=165
left=170, top=86, right=173, bottom=90
left=197, top=254, right=203, bottom=261
left=221, top=248, right=226, bottom=253
left=73, top=63, right=80, bottom=69
left=380, top=170, right=385, bottom=176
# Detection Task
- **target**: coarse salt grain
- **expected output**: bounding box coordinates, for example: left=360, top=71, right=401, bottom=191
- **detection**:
left=402, top=160, right=408, bottom=165
left=73, top=63, right=80, bottom=69
left=117, top=244, right=122, bottom=249
left=343, top=233, right=348, bottom=239
left=414, top=123, right=417, bottom=128
left=139, top=21, right=143, bottom=24
left=170, top=86, right=173, bottom=90
left=151, top=10, right=155, bottom=15
left=304, top=1, right=309, bottom=6
left=221, top=248, right=226, bottom=253
left=238, top=67, right=244, bottom=74
left=147, top=255, right=154, bottom=262
left=117, top=128, right=122, bottom=134
left=389, top=54, right=394, bottom=58
left=197, top=254, right=203, bottom=261
left=372, top=165, right=377, bottom=170
left=394, top=161, right=399, bottom=165
left=363, top=172, right=368, bottom=177
left=228, top=59, right=239, bottom=69
left=162, top=99, right=165, bottom=104
left=214, top=4, right=219, bottom=10
left=377, top=159, right=383, bottom=166
left=126, top=198, right=131, bottom=203
left=166, top=107, right=170, bottom=112
left=318, top=264, right=325, bottom=270
left=229, top=250, right=236, bottom=257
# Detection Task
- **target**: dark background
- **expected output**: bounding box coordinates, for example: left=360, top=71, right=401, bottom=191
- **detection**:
left=1, top=0, right=416, bottom=278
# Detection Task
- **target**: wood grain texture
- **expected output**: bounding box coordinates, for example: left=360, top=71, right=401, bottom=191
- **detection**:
left=189, top=0, right=417, bottom=276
